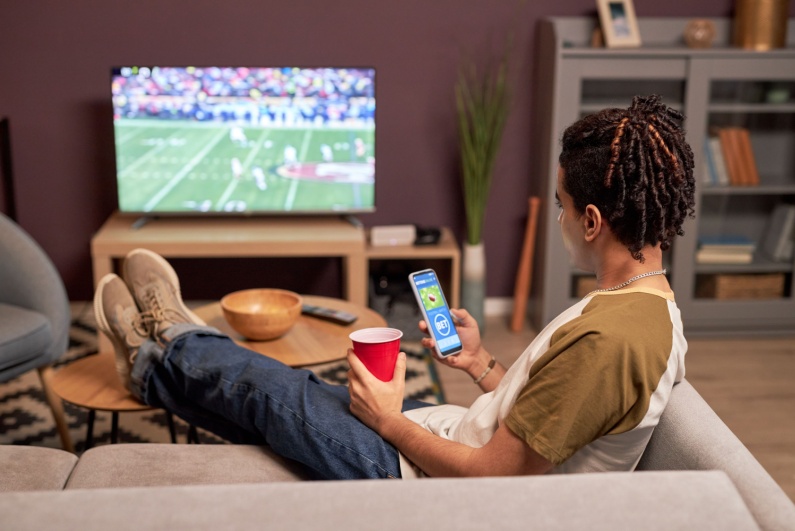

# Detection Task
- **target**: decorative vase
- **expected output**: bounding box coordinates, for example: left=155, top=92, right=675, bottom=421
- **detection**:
left=733, top=0, right=790, bottom=50
left=461, top=242, right=486, bottom=332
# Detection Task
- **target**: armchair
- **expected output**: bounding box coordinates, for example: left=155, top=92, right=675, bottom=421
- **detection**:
left=0, top=212, right=73, bottom=452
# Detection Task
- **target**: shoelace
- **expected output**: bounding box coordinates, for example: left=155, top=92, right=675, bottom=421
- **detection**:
left=120, top=307, right=153, bottom=364
left=140, top=287, right=190, bottom=333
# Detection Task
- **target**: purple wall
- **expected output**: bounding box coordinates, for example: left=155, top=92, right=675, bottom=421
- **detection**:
left=0, top=0, right=750, bottom=300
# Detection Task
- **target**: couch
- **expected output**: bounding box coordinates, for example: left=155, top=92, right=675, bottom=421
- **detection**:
left=1, top=380, right=793, bottom=530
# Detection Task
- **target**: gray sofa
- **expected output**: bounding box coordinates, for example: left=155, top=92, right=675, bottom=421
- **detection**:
left=2, top=380, right=794, bottom=530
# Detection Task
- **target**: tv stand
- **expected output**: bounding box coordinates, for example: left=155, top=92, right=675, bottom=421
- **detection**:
left=91, top=212, right=368, bottom=347
left=92, top=211, right=366, bottom=296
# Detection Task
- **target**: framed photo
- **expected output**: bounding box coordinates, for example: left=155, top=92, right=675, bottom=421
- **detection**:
left=596, top=0, right=641, bottom=48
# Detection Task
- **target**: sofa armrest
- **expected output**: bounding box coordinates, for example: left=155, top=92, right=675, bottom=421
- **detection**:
left=638, top=379, right=795, bottom=530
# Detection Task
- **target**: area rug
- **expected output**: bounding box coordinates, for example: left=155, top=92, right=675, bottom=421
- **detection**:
left=0, top=303, right=445, bottom=453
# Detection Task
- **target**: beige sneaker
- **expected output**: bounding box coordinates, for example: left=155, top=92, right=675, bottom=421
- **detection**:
left=122, top=248, right=205, bottom=338
left=94, top=274, right=150, bottom=390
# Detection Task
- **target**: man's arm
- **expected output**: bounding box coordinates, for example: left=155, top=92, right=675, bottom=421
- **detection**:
left=347, top=351, right=553, bottom=477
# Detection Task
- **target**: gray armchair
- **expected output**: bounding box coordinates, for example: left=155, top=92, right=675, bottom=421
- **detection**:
left=0, top=212, right=73, bottom=452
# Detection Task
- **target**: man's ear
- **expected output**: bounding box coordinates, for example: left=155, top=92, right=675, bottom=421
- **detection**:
left=583, top=204, right=603, bottom=242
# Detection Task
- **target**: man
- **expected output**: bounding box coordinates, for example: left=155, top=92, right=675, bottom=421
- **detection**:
left=95, top=94, right=695, bottom=479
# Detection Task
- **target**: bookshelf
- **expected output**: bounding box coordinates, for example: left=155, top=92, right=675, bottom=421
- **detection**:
left=533, top=17, right=795, bottom=334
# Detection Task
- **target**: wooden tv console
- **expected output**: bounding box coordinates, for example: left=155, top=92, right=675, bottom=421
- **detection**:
left=91, top=212, right=460, bottom=351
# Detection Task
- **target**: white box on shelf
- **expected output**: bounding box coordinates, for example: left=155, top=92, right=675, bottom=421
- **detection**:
left=370, top=225, right=416, bottom=247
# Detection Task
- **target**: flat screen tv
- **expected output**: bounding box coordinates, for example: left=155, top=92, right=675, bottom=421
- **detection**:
left=111, top=66, right=375, bottom=215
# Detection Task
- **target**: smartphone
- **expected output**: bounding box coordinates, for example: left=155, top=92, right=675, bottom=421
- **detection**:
left=408, top=269, right=463, bottom=357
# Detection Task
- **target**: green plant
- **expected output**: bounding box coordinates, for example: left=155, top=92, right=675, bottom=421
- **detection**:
left=456, top=47, right=510, bottom=245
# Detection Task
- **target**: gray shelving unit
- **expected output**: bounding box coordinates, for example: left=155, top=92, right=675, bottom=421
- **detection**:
left=531, top=17, right=795, bottom=335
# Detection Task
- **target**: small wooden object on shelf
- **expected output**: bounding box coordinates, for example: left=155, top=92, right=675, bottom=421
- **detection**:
left=684, top=19, right=716, bottom=49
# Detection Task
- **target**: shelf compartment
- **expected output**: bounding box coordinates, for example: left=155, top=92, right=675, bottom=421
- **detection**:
left=698, top=194, right=795, bottom=254
left=580, top=79, right=685, bottom=114
left=710, top=80, right=795, bottom=106
left=707, top=115, right=795, bottom=187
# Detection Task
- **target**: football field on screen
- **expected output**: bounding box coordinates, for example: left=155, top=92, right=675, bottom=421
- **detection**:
left=113, top=120, right=375, bottom=213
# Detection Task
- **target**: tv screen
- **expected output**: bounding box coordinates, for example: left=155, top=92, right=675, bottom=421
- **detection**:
left=111, top=66, right=375, bottom=215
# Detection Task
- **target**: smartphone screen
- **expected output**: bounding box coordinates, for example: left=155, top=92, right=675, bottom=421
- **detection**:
left=409, top=269, right=463, bottom=357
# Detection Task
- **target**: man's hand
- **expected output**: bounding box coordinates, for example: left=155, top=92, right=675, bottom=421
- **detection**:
left=347, top=349, right=406, bottom=433
left=420, top=308, right=484, bottom=371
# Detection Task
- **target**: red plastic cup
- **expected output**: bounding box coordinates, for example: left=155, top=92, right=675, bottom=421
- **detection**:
left=349, top=327, right=403, bottom=382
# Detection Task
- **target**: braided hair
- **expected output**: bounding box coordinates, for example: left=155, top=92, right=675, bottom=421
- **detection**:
left=558, top=94, right=695, bottom=262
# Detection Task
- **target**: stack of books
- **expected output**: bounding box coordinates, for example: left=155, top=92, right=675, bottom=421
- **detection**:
left=703, top=127, right=760, bottom=187
left=696, top=235, right=756, bottom=264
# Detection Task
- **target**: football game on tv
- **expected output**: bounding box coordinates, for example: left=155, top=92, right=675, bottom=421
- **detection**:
left=111, top=66, right=376, bottom=215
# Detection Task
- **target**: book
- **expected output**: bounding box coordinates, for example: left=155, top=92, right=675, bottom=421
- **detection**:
left=703, top=138, right=717, bottom=185
left=707, top=137, right=730, bottom=186
left=698, top=235, right=756, bottom=253
left=761, top=204, right=795, bottom=262
left=698, top=234, right=756, bottom=250
left=696, top=249, right=754, bottom=264
left=718, top=127, right=745, bottom=186
left=736, top=127, right=760, bottom=186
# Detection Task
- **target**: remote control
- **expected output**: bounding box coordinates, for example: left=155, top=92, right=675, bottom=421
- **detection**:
left=301, top=304, right=358, bottom=325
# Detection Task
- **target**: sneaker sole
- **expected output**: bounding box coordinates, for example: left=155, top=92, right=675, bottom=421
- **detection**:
left=124, top=248, right=206, bottom=326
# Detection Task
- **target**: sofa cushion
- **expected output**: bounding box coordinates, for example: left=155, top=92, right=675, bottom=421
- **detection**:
left=0, top=471, right=759, bottom=530
left=0, top=303, right=52, bottom=371
left=65, top=444, right=311, bottom=488
left=0, top=446, right=78, bottom=491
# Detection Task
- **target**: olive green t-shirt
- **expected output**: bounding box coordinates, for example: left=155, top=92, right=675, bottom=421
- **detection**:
left=504, top=290, right=682, bottom=466
left=400, top=288, right=687, bottom=478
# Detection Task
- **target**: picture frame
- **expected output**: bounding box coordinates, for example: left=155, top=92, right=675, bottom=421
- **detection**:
left=596, top=0, right=641, bottom=48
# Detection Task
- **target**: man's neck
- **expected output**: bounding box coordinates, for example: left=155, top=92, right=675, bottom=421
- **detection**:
left=593, top=245, right=667, bottom=292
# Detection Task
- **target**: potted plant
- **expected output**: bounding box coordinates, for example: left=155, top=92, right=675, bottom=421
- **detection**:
left=456, top=46, right=510, bottom=330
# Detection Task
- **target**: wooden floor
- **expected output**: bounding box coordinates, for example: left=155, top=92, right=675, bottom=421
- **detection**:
left=437, top=314, right=795, bottom=502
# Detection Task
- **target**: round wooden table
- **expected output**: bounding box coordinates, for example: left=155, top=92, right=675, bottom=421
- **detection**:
left=193, top=295, right=387, bottom=367
left=49, top=351, right=180, bottom=449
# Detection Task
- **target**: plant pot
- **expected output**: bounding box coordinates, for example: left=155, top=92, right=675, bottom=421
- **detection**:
left=462, top=242, right=486, bottom=332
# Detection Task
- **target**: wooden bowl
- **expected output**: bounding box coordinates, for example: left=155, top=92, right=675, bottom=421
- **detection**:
left=220, top=289, right=303, bottom=341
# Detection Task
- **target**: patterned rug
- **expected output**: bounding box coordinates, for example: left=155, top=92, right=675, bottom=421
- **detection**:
left=0, top=303, right=445, bottom=453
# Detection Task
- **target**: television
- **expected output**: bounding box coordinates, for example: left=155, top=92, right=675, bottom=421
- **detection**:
left=110, top=66, right=376, bottom=215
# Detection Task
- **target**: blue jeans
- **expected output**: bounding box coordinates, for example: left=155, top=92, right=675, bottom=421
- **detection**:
left=130, top=324, right=433, bottom=480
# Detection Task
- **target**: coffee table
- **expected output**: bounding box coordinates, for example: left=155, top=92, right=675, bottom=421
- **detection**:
left=49, top=351, right=180, bottom=449
left=192, top=295, right=387, bottom=367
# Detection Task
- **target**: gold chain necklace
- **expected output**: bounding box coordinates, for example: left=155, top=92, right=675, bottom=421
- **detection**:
left=586, top=269, right=667, bottom=297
